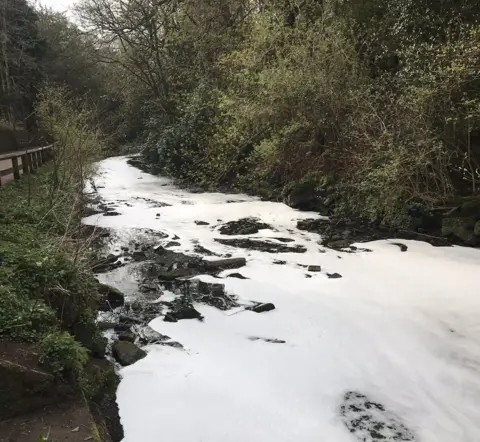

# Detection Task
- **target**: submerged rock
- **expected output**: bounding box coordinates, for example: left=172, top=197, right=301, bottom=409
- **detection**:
left=203, top=257, right=247, bottom=270
left=112, top=341, right=146, bottom=366
left=226, top=273, right=249, bottom=279
left=340, top=391, right=415, bottom=441
left=219, top=218, right=271, bottom=235
left=164, top=306, right=203, bottom=322
left=195, top=220, right=210, bottom=226
left=215, top=238, right=306, bottom=253
left=307, top=265, right=321, bottom=272
left=327, top=273, right=343, bottom=279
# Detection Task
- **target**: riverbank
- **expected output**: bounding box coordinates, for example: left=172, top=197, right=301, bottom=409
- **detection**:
left=84, top=156, right=480, bottom=442
left=0, top=167, right=122, bottom=441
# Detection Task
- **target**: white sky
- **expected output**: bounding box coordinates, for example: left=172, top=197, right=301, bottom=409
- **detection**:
left=35, top=0, right=76, bottom=13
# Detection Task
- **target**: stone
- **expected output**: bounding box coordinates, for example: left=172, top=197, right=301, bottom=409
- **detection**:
left=73, top=322, right=107, bottom=358
left=458, top=197, right=480, bottom=218
left=340, top=391, right=415, bottom=441
left=132, top=250, right=147, bottom=261
left=195, top=220, right=210, bottom=226
left=174, top=306, right=203, bottom=320
left=98, top=284, right=125, bottom=311
left=165, top=241, right=181, bottom=248
left=219, top=218, right=271, bottom=235
left=327, top=273, right=343, bottom=279
left=112, top=341, right=146, bottom=366
left=307, top=265, right=321, bottom=272
left=203, top=257, right=247, bottom=270
left=248, top=303, right=275, bottom=313
left=97, top=321, right=117, bottom=330
left=198, top=281, right=225, bottom=297
left=118, top=332, right=136, bottom=343
left=391, top=242, right=408, bottom=252
left=103, top=211, right=121, bottom=217
left=226, top=273, right=249, bottom=279
left=215, top=238, right=307, bottom=253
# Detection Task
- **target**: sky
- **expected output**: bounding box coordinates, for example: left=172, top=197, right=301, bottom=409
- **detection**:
left=35, top=0, right=76, bottom=13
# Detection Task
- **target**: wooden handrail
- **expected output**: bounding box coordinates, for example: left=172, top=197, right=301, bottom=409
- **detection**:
left=0, top=144, right=53, bottom=161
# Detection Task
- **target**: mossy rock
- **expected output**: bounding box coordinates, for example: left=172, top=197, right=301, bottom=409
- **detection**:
left=282, top=174, right=332, bottom=214
left=458, top=196, right=480, bottom=219
left=98, top=284, right=125, bottom=311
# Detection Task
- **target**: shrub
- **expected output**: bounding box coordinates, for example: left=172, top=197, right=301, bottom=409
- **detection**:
left=39, top=331, right=88, bottom=376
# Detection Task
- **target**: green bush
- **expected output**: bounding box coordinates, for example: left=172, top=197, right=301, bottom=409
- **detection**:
left=39, top=331, right=88, bottom=376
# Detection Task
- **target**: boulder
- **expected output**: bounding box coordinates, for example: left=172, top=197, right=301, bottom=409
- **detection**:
left=219, top=218, right=271, bottom=235
left=112, top=341, right=146, bottom=366
left=327, top=273, right=343, bottom=279
left=307, top=265, right=321, bottom=272
left=283, top=177, right=332, bottom=214
left=118, top=332, right=136, bottom=343
left=98, top=284, right=125, bottom=311
left=195, top=220, right=210, bottom=226
left=73, top=322, right=107, bottom=358
left=203, top=257, right=247, bottom=270
left=164, top=306, right=203, bottom=321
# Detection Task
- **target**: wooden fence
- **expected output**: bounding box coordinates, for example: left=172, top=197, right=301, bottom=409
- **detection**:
left=0, top=145, right=53, bottom=186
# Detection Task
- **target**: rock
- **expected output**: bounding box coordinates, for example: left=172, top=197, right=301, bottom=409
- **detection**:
left=112, top=341, right=147, bottom=366
left=273, top=260, right=287, bottom=265
left=305, top=274, right=312, bottom=278
left=103, top=211, right=121, bottom=216
left=326, top=239, right=351, bottom=249
left=92, top=254, right=120, bottom=272
left=165, top=241, right=181, bottom=248
left=327, top=273, right=342, bottom=279
left=114, top=324, right=132, bottom=333
left=219, top=218, right=271, bottom=235
left=215, top=238, right=307, bottom=253
left=226, top=273, right=249, bottom=279
left=441, top=217, right=477, bottom=244
left=158, top=268, right=200, bottom=281
left=118, top=332, right=136, bottom=343
left=132, top=250, right=147, bottom=261
left=273, top=237, right=295, bottom=243
left=119, top=315, right=142, bottom=325
left=137, top=326, right=170, bottom=345
left=248, top=303, right=275, bottom=313
left=391, top=242, right=408, bottom=252
left=297, top=218, right=330, bottom=232
left=121, top=246, right=129, bottom=252
left=73, top=322, right=107, bottom=358
left=163, top=312, right=178, bottom=322
left=156, top=213, right=160, bottom=217
left=340, top=391, right=415, bottom=441
left=193, top=244, right=219, bottom=256
left=203, top=257, right=247, bottom=270
left=198, top=281, right=225, bottom=297
left=249, top=337, right=286, bottom=344
left=195, top=220, right=210, bottom=226
left=98, top=284, right=125, bottom=311
left=97, top=321, right=117, bottom=330
left=307, top=265, right=321, bottom=272
left=176, top=306, right=203, bottom=320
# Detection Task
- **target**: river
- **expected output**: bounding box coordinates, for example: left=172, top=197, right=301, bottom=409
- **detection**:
left=83, top=156, right=480, bottom=442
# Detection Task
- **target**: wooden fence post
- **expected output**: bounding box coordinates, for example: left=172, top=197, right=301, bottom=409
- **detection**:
left=12, top=156, right=20, bottom=180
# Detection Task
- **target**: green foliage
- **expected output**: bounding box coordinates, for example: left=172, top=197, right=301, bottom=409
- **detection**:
left=39, top=331, right=88, bottom=375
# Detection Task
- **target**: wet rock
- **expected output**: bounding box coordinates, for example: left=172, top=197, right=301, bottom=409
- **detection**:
left=103, top=211, right=121, bottom=217
left=97, top=321, right=117, bottom=330
left=132, top=250, right=147, bottom=261
left=118, top=332, right=136, bottom=343
left=307, top=265, right=321, bottom=272
left=327, top=239, right=351, bottom=250
left=283, top=177, right=332, bottom=214
left=305, top=274, right=312, bottom=278
left=121, top=246, right=129, bottom=252
left=119, top=315, right=142, bottom=325
left=158, top=268, right=200, bottom=281
left=198, top=281, right=225, bottom=296
left=195, top=220, right=210, bottom=226
left=215, top=238, right=306, bottom=253
left=194, top=244, right=220, bottom=256
left=73, top=322, right=107, bottom=358
left=391, top=242, right=408, bottom=252
left=273, top=237, right=295, bottom=243
left=340, top=391, right=415, bottom=441
left=226, top=273, right=249, bottom=279
left=114, top=324, right=132, bottom=333
left=273, top=260, right=287, bottom=265
left=219, top=218, right=271, bottom=235
left=164, top=341, right=184, bottom=349
left=297, top=218, right=330, bottom=232
left=165, top=241, right=181, bottom=248
left=249, top=337, right=286, bottom=344
left=203, top=257, right=247, bottom=270
left=248, top=303, right=275, bottom=313
left=112, top=341, right=147, bottom=366
left=98, top=284, right=125, bottom=311
left=137, top=326, right=170, bottom=345
left=327, top=273, right=343, bottom=279
left=92, top=254, right=120, bottom=273
left=164, top=306, right=203, bottom=321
